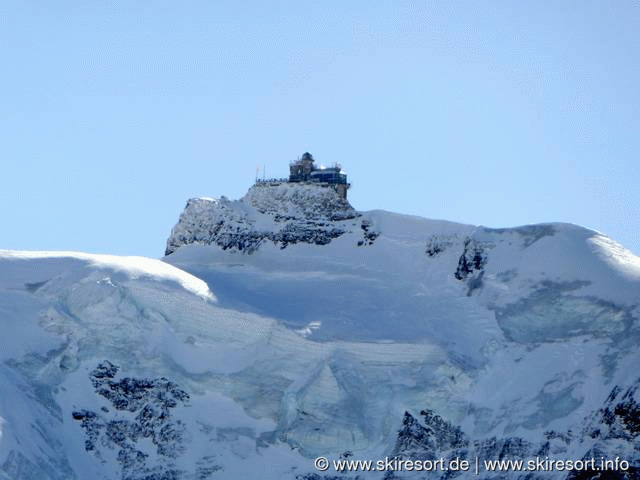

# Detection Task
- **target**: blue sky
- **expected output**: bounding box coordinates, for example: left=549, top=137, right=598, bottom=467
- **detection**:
left=1, top=1, right=639, bottom=257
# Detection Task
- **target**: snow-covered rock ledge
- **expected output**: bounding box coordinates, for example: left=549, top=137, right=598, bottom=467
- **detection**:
left=165, top=183, right=361, bottom=255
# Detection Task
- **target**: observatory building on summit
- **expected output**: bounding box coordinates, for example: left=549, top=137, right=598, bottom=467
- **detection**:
left=289, top=152, right=350, bottom=199
left=256, top=152, right=351, bottom=200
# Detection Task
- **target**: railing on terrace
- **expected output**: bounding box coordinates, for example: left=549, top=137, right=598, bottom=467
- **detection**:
left=255, top=178, right=288, bottom=184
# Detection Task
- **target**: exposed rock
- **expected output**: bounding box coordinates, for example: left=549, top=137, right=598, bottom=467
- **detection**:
left=357, top=219, right=379, bottom=247
left=165, top=184, right=360, bottom=255
left=454, top=238, right=487, bottom=281
left=72, top=361, right=219, bottom=480
left=392, top=390, right=640, bottom=480
left=425, top=235, right=455, bottom=257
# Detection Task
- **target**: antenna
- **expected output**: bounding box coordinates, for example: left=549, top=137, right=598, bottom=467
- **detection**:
left=263, top=164, right=266, bottom=181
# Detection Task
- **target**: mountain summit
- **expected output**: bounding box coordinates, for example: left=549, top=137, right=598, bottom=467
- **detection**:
left=165, top=184, right=360, bottom=256
left=166, top=152, right=358, bottom=256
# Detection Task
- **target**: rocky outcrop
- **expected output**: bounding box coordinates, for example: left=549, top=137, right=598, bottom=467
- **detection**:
left=72, top=361, right=220, bottom=480
left=165, top=183, right=360, bottom=255
left=454, top=238, right=487, bottom=281
left=573, top=378, right=640, bottom=479
left=391, top=384, right=640, bottom=480
left=393, top=410, right=468, bottom=461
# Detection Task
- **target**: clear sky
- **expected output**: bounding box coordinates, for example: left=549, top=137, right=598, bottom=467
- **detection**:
left=1, top=1, right=639, bottom=258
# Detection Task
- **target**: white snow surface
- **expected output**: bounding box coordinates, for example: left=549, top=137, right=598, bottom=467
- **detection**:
left=1, top=185, right=640, bottom=479
left=0, top=250, right=215, bottom=301
left=0, top=247, right=459, bottom=479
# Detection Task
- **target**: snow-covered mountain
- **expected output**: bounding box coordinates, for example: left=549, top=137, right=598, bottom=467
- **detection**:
left=1, top=183, right=639, bottom=479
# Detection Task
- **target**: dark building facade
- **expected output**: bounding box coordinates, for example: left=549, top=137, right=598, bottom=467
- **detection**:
left=288, top=152, right=350, bottom=199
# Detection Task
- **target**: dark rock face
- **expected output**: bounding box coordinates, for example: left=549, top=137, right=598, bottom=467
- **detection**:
left=425, top=235, right=455, bottom=257
left=273, top=222, right=349, bottom=249
left=88, top=360, right=189, bottom=419
left=72, top=361, right=220, bottom=480
left=165, top=184, right=361, bottom=255
left=600, top=382, right=640, bottom=438
left=454, top=238, right=487, bottom=281
left=357, top=219, right=379, bottom=247
left=164, top=197, right=262, bottom=255
left=567, top=470, right=638, bottom=480
left=573, top=379, right=640, bottom=480
left=453, top=238, right=488, bottom=296
left=393, top=410, right=468, bottom=461
left=393, top=411, right=438, bottom=461
left=391, top=410, right=554, bottom=479
left=392, top=382, right=640, bottom=480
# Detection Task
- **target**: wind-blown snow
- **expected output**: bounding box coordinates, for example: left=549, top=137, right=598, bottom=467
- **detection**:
left=589, top=233, right=640, bottom=279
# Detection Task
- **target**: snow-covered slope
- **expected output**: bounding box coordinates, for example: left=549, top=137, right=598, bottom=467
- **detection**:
left=0, top=250, right=472, bottom=479
left=1, top=183, right=639, bottom=479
